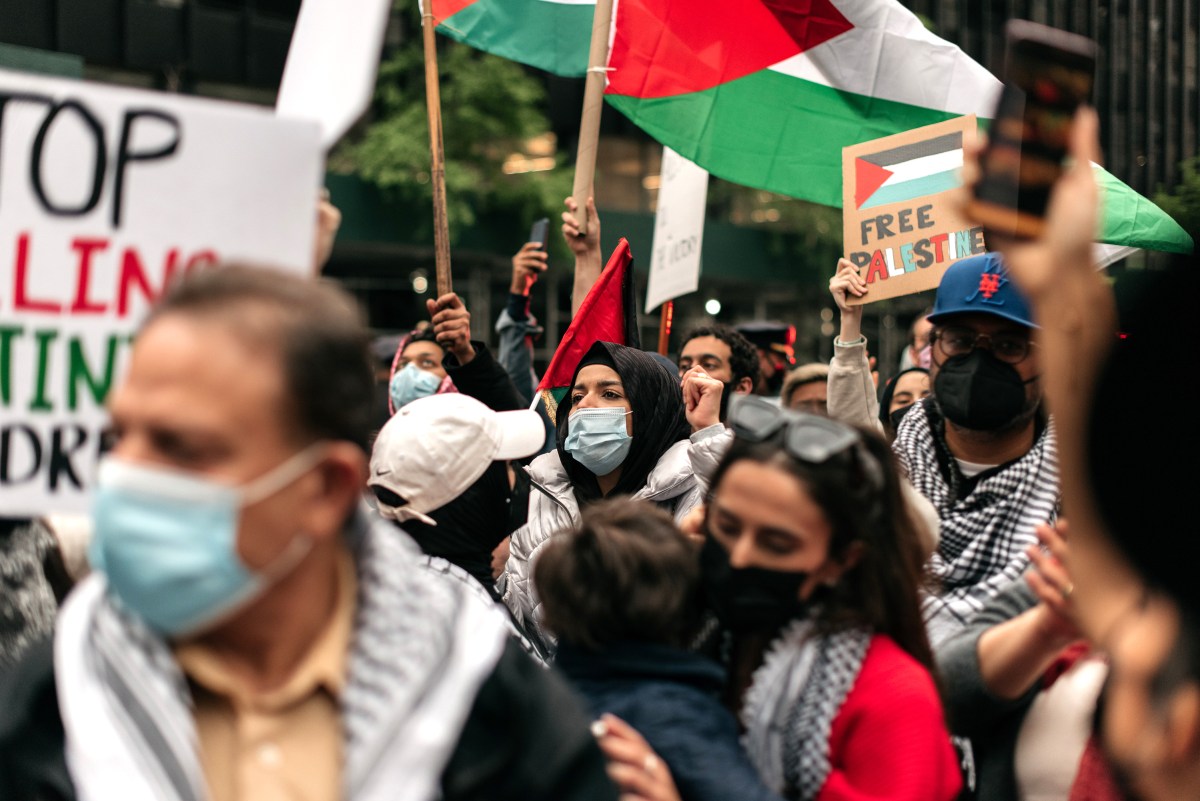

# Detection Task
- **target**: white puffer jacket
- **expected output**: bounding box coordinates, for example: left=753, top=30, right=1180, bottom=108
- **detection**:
left=502, top=425, right=729, bottom=638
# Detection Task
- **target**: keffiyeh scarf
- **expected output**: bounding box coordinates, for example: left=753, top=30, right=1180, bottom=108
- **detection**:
left=741, top=618, right=872, bottom=800
left=55, top=506, right=509, bottom=801
left=894, top=400, right=1059, bottom=646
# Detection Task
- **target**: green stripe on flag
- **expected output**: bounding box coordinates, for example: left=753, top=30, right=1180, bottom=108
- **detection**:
left=440, top=0, right=593, bottom=76
left=861, top=169, right=961, bottom=209
left=607, top=69, right=958, bottom=209
left=1094, top=165, right=1193, bottom=254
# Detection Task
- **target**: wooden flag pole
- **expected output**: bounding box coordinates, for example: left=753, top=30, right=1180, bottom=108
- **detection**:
left=570, top=0, right=615, bottom=236
left=422, top=6, right=453, bottom=295
left=657, top=300, right=674, bottom=356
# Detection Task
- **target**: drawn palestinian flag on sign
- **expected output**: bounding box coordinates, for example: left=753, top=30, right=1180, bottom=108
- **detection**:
left=854, top=132, right=964, bottom=211
left=429, top=0, right=594, bottom=76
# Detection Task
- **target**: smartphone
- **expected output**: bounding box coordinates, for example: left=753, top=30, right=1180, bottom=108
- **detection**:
left=968, top=20, right=1097, bottom=238
left=529, top=217, right=550, bottom=250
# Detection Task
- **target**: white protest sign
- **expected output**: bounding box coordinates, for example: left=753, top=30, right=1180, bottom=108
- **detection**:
left=276, top=0, right=393, bottom=148
left=0, top=68, right=323, bottom=517
left=645, top=147, right=708, bottom=314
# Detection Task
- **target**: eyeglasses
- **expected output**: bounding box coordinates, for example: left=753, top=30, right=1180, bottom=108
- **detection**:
left=932, top=326, right=1035, bottom=365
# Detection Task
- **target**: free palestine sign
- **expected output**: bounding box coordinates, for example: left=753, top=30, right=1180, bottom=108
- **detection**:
left=842, top=116, right=984, bottom=305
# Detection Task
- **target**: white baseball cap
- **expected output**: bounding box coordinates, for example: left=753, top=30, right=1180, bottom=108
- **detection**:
left=369, top=393, right=546, bottom=525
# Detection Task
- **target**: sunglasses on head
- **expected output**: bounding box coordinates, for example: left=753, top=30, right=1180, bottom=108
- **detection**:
left=726, top=395, right=885, bottom=491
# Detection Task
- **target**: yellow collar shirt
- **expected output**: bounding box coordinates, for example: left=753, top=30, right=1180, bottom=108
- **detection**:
left=173, top=550, right=357, bottom=801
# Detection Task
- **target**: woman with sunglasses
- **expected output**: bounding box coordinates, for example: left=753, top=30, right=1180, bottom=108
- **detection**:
left=600, top=395, right=962, bottom=801
left=503, top=340, right=723, bottom=638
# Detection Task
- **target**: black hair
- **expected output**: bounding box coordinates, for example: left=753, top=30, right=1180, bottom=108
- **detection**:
left=144, top=266, right=374, bottom=453
left=705, top=426, right=934, bottom=672
left=534, top=497, right=701, bottom=650
left=680, top=324, right=760, bottom=388
left=1087, top=254, right=1200, bottom=622
left=879, top=367, right=931, bottom=432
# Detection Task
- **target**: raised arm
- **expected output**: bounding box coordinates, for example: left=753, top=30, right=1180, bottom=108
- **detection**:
left=825, top=259, right=880, bottom=431
left=562, top=196, right=603, bottom=318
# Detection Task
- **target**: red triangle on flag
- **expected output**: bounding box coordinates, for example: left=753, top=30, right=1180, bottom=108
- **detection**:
left=430, top=0, right=476, bottom=23
left=607, top=0, right=853, bottom=100
left=854, top=158, right=894, bottom=210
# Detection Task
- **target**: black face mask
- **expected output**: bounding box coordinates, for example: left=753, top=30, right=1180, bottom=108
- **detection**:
left=699, top=535, right=812, bottom=632
left=934, top=349, right=1035, bottom=432
left=889, top=403, right=915, bottom=432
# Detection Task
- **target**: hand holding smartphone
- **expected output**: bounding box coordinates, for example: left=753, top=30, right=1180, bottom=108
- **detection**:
left=968, top=20, right=1098, bottom=239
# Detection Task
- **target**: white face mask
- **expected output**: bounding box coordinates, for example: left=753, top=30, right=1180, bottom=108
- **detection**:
left=564, top=407, right=633, bottom=476
left=88, top=444, right=325, bottom=636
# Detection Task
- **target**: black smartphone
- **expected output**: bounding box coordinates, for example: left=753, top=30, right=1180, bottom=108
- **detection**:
left=968, top=20, right=1097, bottom=239
left=529, top=217, right=550, bottom=250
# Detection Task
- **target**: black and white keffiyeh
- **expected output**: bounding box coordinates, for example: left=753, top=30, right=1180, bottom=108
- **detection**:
left=55, top=505, right=510, bottom=801
left=893, top=399, right=1059, bottom=647
left=741, top=618, right=872, bottom=800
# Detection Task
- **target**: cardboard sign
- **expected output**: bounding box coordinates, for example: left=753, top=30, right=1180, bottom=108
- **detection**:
left=277, top=0, right=393, bottom=148
left=0, top=69, right=322, bottom=516
left=645, top=147, right=709, bottom=313
left=843, top=116, right=983, bottom=305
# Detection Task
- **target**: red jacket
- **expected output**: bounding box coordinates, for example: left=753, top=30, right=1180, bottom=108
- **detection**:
left=819, top=636, right=962, bottom=801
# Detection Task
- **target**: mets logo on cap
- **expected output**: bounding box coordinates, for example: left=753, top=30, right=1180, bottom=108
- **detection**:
left=927, top=252, right=1037, bottom=328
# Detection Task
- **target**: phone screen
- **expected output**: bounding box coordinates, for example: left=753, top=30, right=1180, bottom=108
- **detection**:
left=969, top=21, right=1097, bottom=238
left=529, top=218, right=550, bottom=250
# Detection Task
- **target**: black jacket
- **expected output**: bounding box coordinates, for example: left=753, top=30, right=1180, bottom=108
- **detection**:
left=0, top=635, right=615, bottom=801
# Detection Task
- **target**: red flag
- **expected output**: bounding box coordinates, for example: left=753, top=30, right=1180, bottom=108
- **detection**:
left=536, top=239, right=640, bottom=421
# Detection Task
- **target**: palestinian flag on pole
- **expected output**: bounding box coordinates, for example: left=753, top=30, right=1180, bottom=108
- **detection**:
left=604, top=0, right=1193, bottom=254
left=535, top=239, right=640, bottom=423
left=430, top=0, right=594, bottom=76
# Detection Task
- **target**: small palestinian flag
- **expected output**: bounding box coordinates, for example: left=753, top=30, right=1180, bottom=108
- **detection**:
left=854, top=131, right=964, bottom=211
left=535, top=239, right=640, bottom=423
left=429, top=0, right=594, bottom=77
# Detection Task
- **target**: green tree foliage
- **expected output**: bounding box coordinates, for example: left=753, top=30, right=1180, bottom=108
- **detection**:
left=1154, top=157, right=1200, bottom=244
left=332, top=10, right=570, bottom=245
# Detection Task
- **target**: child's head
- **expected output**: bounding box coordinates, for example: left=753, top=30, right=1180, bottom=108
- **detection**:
left=534, top=497, right=699, bottom=650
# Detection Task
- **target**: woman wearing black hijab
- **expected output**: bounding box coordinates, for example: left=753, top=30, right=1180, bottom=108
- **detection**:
left=502, top=341, right=718, bottom=637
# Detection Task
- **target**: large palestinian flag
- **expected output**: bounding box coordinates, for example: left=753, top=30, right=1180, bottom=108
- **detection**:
left=432, top=0, right=1192, bottom=254
left=430, top=0, right=594, bottom=76
left=604, top=0, right=1191, bottom=253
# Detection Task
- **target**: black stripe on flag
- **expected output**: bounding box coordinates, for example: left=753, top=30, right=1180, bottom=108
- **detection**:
left=858, top=132, right=963, bottom=168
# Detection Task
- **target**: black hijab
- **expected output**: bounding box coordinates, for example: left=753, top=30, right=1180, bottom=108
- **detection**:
left=879, top=367, right=930, bottom=431
left=556, top=341, right=690, bottom=506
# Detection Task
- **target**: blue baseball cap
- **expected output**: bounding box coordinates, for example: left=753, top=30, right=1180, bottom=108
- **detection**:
left=927, top=253, right=1036, bottom=328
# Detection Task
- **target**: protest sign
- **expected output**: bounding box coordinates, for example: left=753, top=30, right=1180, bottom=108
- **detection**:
left=0, top=68, right=322, bottom=517
left=645, top=147, right=709, bottom=314
left=842, top=116, right=983, bottom=305
left=277, top=0, right=393, bottom=148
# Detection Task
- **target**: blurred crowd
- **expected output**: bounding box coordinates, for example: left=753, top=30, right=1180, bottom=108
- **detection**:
left=2, top=108, right=1197, bottom=801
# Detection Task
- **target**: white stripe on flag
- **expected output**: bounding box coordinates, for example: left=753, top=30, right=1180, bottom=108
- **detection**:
left=879, top=149, right=963, bottom=185
left=766, top=0, right=1000, bottom=117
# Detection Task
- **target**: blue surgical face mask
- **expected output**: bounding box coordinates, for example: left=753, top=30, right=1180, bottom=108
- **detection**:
left=88, top=445, right=325, bottom=637
left=390, top=362, right=442, bottom=410
left=564, top=407, right=633, bottom=477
